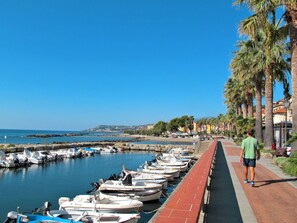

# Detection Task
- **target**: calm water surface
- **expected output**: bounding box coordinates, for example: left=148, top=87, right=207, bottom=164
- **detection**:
left=0, top=152, right=174, bottom=222
left=0, top=129, right=132, bottom=144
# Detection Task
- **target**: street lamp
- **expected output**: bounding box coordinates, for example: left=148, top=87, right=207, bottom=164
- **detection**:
left=284, top=99, right=290, bottom=146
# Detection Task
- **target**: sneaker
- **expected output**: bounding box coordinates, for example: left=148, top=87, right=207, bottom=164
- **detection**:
left=244, top=179, right=248, bottom=184
left=250, top=181, right=255, bottom=187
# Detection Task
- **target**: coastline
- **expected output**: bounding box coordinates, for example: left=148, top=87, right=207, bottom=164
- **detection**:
left=0, top=134, right=207, bottom=156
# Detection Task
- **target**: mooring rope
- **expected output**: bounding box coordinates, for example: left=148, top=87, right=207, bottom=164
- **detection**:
left=142, top=208, right=160, bottom=214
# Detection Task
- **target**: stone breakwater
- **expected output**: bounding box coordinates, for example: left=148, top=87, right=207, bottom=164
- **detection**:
left=0, top=139, right=203, bottom=155
left=0, top=141, right=115, bottom=153
left=123, top=143, right=197, bottom=153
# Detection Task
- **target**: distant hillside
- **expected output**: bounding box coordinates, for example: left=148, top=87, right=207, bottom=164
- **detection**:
left=87, top=124, right=151, bottom=132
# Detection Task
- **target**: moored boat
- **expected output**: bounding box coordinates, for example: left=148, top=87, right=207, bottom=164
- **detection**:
left=58, top=194, right=143, bottom=213
left=3, top=211, right=83, bottom=223
left=47, top=209, right=140, bottom=223
left=123, top=169, right=168, bottom=189
left=97, top=174, right=163, bottom=202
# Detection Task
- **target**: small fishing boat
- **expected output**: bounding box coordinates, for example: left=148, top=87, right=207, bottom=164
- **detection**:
left=0, top=151, right=16, bottom=168
left=47, top=209, right=140, bottom=223
left=23, top=149, right=43, bottom=164
left=138, top=162, right=181, bottom=178
left=122, top=169, right=168, bottom=189
left=97, top=172, right=163, bottom=202
left=3, top=211, right=83, bottom=223
left=58, top=194, right=143, bottom=213
left=99, top=189, right=163, bottom=203
left=152, top=161, right=189, bottom=172
left=100, top=146, right=117, bottom=154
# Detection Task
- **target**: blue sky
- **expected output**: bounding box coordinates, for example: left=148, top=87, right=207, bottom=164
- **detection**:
left=0, top=0, right=286, bottom=131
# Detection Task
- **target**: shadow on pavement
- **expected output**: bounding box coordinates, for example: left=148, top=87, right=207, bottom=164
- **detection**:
left=205, top=141, right=243, bottom=223
left=254, top=178, right=297, bottom=188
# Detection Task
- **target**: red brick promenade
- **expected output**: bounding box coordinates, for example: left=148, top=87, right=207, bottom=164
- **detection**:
left=150, top=140, right=297, bottom=223
left=224, top=141, right=297, bottom=223
left=150, top=140, right=217, bottom=223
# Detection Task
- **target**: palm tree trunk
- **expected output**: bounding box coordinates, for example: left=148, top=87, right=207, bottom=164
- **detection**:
left=237, top=103, right=242, bottom=116
left=288, top=6, right=297, bottom=149
left=255, top=75, right=263, bottom=143
left=264, top=68, right=274, bottom=149
left=242, top=100, right=248, bottom=118
left=247, top=93, right=253, bottom=117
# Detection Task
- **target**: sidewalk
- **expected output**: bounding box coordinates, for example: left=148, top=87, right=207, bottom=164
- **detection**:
left=209, top=140, right=297, bottom=223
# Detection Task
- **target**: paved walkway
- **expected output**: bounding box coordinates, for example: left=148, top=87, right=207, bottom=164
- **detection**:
left=208, top=140, right=297, bottom=223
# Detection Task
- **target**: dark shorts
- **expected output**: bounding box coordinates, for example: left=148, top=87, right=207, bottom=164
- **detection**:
left=243, top=158, right=256, bottom=167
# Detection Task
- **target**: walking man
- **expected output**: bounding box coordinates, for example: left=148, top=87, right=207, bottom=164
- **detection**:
left=240, top=129, right=260, bottom=187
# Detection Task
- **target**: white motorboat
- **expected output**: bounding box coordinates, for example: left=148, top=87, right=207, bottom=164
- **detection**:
left=87, top=147, right=102, bottom=154
left=58, top=194, right=143, bottom=213
left=100, top=146, right=117, bottom=154
left=51, top=150, right=68, bottom=159
left=0, top=151, right=16, bottom=168
left=99, top=188, right=163, bottom=203
left=98, top=174, right=163, bottom=202
left=99, top=179, right=162, bottom=192
left=138, top=162, right=180, bottom=178
left=123, top=169, right=168, bottom=189
left=23, top=149, right=43, bottom=164
left=39, top=151, right=59, bottom=161
left=7, top=153, right=30, bottom=167
left=162, top=148, right=196, bottom=160
left=65, top=148, right=82, bottom=158
left=81, top=148, right=95, bottom=156
left=153, top=161, right=189, bottom=172
left=47, top=209, right=140, bottom=223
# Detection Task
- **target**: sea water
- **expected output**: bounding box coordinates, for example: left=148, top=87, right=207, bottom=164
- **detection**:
left=0, top=129, right=132, bottom=144
left=0, top=152, right=183, bottom=223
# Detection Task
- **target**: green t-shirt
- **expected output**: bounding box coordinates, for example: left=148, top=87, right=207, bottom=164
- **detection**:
left=241, top=136, right=259, bottom=159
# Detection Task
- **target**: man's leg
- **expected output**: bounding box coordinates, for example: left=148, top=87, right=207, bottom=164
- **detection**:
left=250, top=166, right=255, bottom=182
left=243, top=166, right=248, bottom=181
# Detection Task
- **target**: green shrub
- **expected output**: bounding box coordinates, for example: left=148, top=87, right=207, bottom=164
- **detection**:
left=260, top=148, right=272, bottom=154
left=275, top=157, right=288, bottom=168
left=283, top=158, right=297, bottom=176
left=290, top=151, right=297, bottom=158
left=275, top=151, right=297, bottom=176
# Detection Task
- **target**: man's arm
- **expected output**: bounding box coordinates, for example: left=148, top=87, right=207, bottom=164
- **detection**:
left=240, top=140, right=245, bottom=162
left=256, top=149, right=261, bottom=160
left=256, top=139, right=260, bottom=160
left=240, top=149, right=244, bottom=162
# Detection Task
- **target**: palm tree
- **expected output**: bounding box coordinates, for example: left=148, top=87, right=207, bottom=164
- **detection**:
left=234, top=3, right=289, bottom=148
left=231, top=38, right=265, bottom=142
left=224, top=77, right=244, bottom=116
left=283, top=2, right=297, bottom=148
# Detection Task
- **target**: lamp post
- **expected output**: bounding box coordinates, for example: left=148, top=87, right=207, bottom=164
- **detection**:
left=284, top=100, right=290, bottom=146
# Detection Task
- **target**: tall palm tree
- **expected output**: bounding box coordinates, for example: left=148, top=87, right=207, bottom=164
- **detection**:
left=283, top=2, right=297, bottom=147
left=234, top=3, right=289, bottom=148
left=231, top=38, right=265, bottom=142
left=224, top=77, right=244, bottom=115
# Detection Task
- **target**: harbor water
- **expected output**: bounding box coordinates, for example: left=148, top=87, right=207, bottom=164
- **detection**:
left=0, top=151, right=183, bottom=223
left=0, top=129, right=132, bottom=144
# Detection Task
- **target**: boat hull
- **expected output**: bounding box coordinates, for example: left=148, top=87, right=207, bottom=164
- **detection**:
left=48, top=210, right=140, bottom=223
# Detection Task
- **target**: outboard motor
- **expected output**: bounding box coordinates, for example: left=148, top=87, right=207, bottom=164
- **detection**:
left=122, top=172, right=132, bottom=186
left=3, top=211, right=18, bottom=223
left=87, top=182, right=101, bottom=194
left=107, top=174, right=118, bottom=180
left=33, top=201, right=52, bottom=214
